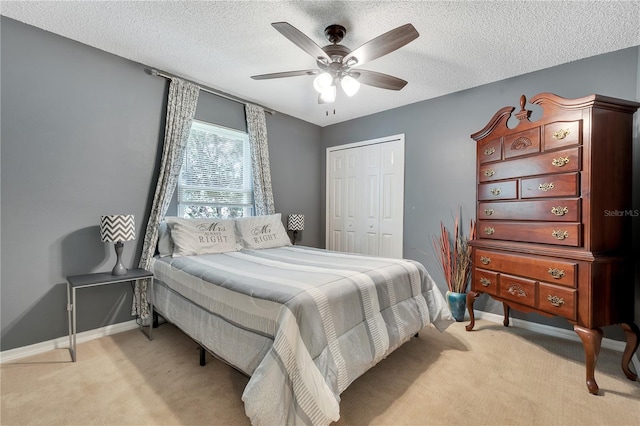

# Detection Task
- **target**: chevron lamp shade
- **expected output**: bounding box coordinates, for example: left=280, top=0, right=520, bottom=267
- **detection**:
left=287, top=214, right=304, bottom=231
left=100, top=215, right=135, bottom=275
left=100, top=215, right=136, bottom=242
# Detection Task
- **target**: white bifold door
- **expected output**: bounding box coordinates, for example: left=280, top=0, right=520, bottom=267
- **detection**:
left=326, top=134, right=404, bottom=258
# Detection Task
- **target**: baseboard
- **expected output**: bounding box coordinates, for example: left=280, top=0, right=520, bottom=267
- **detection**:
left=474, top=310, right=640, bottom=375
left=0, top=320, right=139, bottom=363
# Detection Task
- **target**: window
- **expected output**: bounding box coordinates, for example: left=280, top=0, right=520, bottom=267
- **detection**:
left=178, top=120, right=253, bottom=219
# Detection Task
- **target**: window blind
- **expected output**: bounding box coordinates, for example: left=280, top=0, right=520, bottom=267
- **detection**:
left=178, top=120, right=253, bottom=218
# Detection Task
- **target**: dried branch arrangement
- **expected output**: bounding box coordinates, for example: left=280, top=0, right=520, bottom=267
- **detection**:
left=432, top=210, right=476, bottom=293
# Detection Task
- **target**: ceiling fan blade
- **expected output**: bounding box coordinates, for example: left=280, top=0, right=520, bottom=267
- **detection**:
left=351, top=69, right=408, bottom=90
left=251, top=69, right=319, bottom=80
left=272, top=22, right=331, bottom=63
left=343, top=23, right=419, bottom=67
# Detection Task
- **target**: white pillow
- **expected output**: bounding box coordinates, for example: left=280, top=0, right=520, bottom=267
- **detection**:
left=166, top=217, right=240, bottom=257
left=235, top=213, right=292, bottom=249
left=157, top=221, right=174, bottom=257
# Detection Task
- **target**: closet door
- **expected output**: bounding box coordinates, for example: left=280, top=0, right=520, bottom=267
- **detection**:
left=328, top=148, right=362, bottom=253
left=326, top=135, right=405, bottom=258
left=344, top=148, right=361, bottom=253
left=361, top=144, right=381, bottom=256
left=327, top=149, right=345, bottom=252
left=379, top=140, right=404, bottom=257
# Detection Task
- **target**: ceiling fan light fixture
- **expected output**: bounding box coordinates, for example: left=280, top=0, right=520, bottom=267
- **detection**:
left=340, top=75, right=360, bottom=97
left=253, top=22, right=420, bottom=106
left=319, top=85, right=337, bottom=103
left=313, top=72, right=333, bottom=93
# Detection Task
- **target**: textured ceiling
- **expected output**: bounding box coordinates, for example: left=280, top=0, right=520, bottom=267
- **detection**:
left=2, top=1, right=639, bottom=126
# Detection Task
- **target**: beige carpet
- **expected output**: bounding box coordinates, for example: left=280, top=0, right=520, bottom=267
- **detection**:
left=1, top=320, right=639, bottom=425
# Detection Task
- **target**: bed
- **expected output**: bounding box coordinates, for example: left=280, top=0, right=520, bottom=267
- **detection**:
left=150, top=215, right=453, bottom=425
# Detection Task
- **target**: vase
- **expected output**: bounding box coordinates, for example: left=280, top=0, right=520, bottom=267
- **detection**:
left=446, top=291, right=467, bottom=322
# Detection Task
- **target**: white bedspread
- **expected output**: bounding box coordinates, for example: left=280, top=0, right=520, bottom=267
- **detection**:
left=151, top=246, right=453, bottom=425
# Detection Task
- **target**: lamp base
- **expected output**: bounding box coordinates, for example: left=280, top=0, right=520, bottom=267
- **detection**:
left=111, top=241, right=128, bottom=276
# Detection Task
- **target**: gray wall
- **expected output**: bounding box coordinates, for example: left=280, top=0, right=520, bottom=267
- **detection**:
left=0, top=17, right=322, bottom=351
left=1, top=17, right=166, bottom=351
left=321, top=46, right=640, bottom=338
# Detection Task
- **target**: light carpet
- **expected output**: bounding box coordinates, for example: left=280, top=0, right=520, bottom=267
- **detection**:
left=1, top=319, right=638, bottom=425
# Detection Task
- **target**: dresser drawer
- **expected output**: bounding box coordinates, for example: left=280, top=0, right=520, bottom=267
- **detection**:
left=504, top=127, right=541, bottom=159
left=475, top=249, right=577, bottom=288
left=478, top=147, right=580, bottom=182
left=538, top=282, right=577, bottom=320
left=477, top=221, right=581, bottom=246
left=543, top=120, right=581, bottom=150
left=478, top=199, right=580, bottom=222
left=478, top=180, right=518, bottom=201
left=473, top=269, right=499, bottom=296
left=478, top=137, right=502, bottom=164
left=521, top=173, right=579, bottom=199
left=498, top=274, right=536, bottom=307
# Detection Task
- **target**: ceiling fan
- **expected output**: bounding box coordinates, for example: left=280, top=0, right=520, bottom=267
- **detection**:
left=251, top=22, right=419, bottom=104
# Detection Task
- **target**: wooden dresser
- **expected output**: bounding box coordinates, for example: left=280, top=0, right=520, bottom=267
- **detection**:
left=465, top=93, right=640, bottom=394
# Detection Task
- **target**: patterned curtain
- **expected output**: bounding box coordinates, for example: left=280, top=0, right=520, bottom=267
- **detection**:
left=245, top=104, right=275, bottom=215
left=132, top=77, right=200, bottom=318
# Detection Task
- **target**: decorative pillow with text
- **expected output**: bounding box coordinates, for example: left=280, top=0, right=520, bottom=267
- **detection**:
left=235, top=213, right=292, bottom=249
left=166, top=217, right=240, bottom=257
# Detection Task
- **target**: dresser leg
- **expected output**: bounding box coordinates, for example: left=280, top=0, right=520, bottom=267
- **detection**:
left=502, top=303, right=510, bottom=327
left=465, top=291, right=479, bottom=331
left=574, top=325, right=603, bottom=395
left=620, top=322, right=639, bottom=381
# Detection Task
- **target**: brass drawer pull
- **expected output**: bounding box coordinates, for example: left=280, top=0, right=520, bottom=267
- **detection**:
left=552, top=156, right=570, bottom=167
left=552, top=230, right=569, bottom=240
left=548, top=268, right=565, bottom=279
left=551, top=206, right=568, bottom=216
left=484, top=146, right=496, bottom=156
left=508, top=285, right=527, bottom=298
left=490, top=187, right=502, bottom=196
left=484, top=208, right=495, bottom=216
left=484, top=169, right=495, bottom=177
left=553, top=129, right=571, bottom=140
left=538, top=182, right=555, bottom=191
left=480, top=278, right=491, bottom=287
left=484, top=227, right=495, bottom=235
left=480, top=256, right=491, bottom=265
left=547, top=295, right=565, bottom=307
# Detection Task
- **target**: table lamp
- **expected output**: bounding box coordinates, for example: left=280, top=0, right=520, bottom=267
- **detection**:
left=287, top=214, right=304, bottom=245
left=100, top=214, right=135, bottom=275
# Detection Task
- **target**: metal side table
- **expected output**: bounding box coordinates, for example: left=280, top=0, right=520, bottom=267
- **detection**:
left=66, top=268, right=153, bottom=361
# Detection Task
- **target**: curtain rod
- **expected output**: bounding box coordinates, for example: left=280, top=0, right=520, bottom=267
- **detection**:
left=146, top=68, right=275, bottom=115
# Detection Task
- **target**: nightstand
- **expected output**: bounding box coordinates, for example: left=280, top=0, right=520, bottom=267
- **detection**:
left=66, top=268, right=154, bottom=362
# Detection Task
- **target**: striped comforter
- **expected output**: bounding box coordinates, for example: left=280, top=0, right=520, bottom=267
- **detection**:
left=151, top=246, right=453, bottom=425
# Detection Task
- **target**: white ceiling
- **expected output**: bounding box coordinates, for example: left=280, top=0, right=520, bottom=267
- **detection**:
left=2, top=1, right=639, bottom=126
